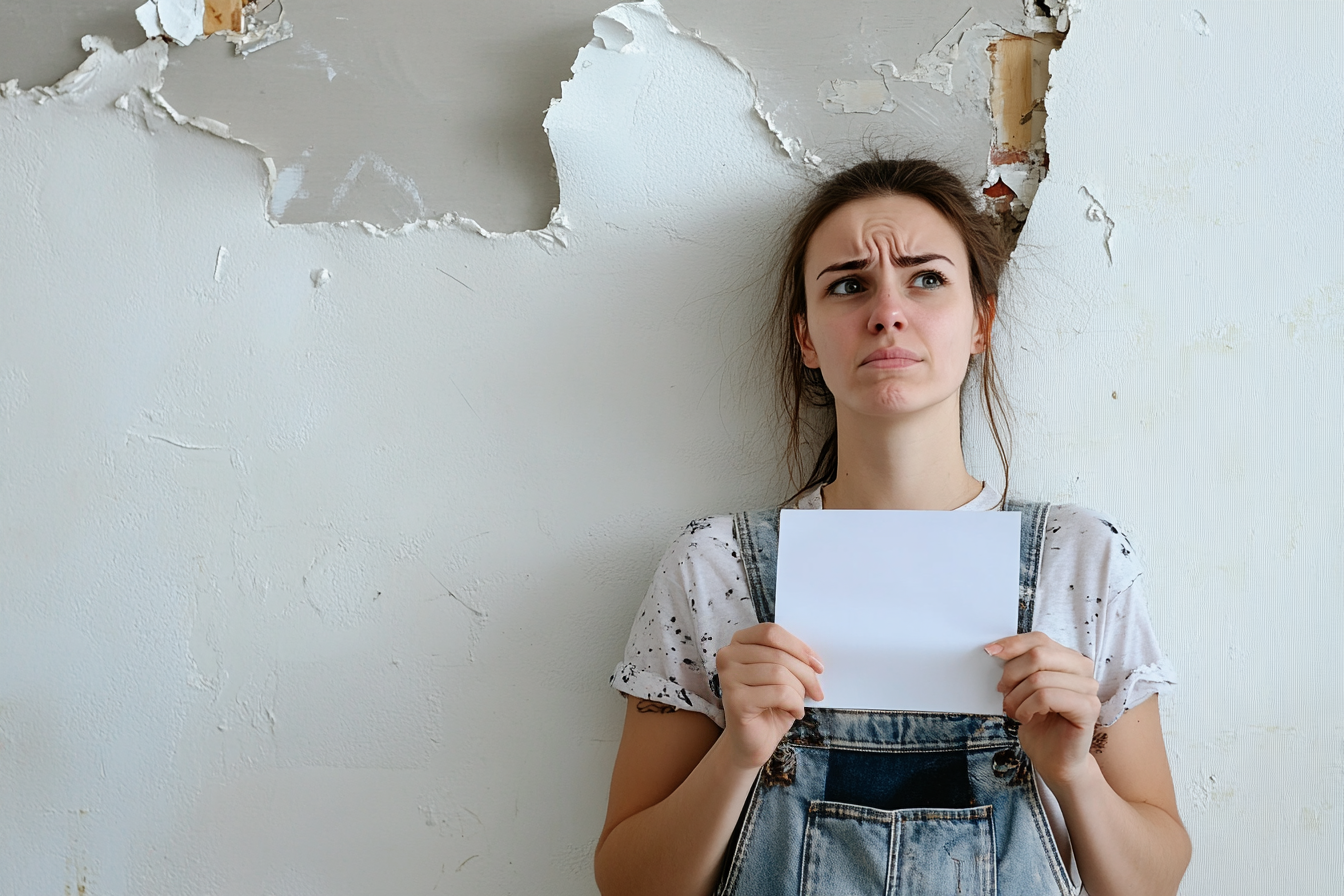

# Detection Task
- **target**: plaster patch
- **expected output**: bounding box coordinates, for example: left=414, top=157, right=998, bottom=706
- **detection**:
left=270, top=164, right=309, bottom=217
left=819, top=62, right=899, bottom=114
left=591, top=13, right=636, bottom=53
left=892, top=6, right=975, bottom=97
left=135, top=1, right=166, bottom=40
left=631, top=1, right=822, bottom=167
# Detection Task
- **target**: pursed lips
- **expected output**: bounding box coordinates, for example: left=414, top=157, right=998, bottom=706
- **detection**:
left=860, top=346, right=921, bottom=368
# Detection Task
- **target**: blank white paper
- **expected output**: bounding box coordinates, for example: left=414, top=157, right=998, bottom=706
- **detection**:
left=775, top=508, right=1020, bottom=715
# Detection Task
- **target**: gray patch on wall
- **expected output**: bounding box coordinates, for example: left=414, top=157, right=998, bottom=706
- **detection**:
left=0, top=3, right=147, bottom=88
left=152, top=0, right=592, bottom=232
left=2, top=0, right=1070, bottom=233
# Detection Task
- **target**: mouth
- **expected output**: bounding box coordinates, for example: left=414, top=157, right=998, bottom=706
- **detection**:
left=860, top=346, right=921, bottom=369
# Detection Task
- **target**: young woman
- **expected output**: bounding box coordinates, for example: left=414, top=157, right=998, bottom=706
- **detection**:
left=594, top=159, right=1191, bottom=896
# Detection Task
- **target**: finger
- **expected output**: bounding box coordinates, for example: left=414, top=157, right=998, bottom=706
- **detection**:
left=730, top=684, right=806, bottom=723
left=735, top=623, right=824, bottom=673
left=1012, top=688, right=1101, bottom=728
left=997, top=643, right=1094, bottom=694
left=1002, top=670, right=1098, bottom=718
left=984, top=630, right=1051, bottom=660
left=726, top=663, right=808, bottom=702
left=723, top=644, right=825, bottom=701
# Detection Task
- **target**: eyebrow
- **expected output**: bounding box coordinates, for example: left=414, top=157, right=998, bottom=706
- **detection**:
left=815, top=253, right=955, bottom=279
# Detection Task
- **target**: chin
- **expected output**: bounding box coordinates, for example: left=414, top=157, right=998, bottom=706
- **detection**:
left=851, top=382, right=953, bottom=419
left=860, top=387, right=922, bottom=416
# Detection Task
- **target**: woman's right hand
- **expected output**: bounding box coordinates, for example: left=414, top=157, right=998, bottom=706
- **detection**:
left=714, top=622, right=825, bottom=770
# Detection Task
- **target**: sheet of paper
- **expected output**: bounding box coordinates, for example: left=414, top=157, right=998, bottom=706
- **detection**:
left=775, top=508, right=1020, bottom=715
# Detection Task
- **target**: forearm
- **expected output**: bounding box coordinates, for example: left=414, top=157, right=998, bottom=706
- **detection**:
left=1047, top=757, right=1191, bottom=896
left=595, top=736, right=761, bottom=896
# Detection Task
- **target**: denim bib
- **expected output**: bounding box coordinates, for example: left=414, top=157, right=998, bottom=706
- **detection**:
left=716, top=500, right=1074, bottom=896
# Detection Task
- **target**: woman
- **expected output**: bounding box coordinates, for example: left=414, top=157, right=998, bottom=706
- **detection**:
left=594, top=159, right=1191, bottom=896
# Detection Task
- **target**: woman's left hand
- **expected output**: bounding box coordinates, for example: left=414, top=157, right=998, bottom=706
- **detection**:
left=986, top=632, right=1101, bottom=787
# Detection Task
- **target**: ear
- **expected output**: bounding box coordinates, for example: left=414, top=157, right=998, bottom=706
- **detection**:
left=972, top=293, right=996, bottom=355
left=794, top=313, right=821, bottom=369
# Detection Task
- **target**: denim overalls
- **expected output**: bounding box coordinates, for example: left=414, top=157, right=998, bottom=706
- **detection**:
left=715, top=500, right=1074, bottom=896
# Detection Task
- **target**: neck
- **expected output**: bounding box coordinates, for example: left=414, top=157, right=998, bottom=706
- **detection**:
left=821, top=394, right=982, bottom=511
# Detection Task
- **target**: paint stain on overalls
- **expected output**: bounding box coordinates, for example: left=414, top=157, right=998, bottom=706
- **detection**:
left=716, top=500, right=1073, bottom=896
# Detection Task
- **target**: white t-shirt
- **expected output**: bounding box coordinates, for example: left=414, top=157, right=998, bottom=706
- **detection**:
left=610, top=483, right=1177, bottom=874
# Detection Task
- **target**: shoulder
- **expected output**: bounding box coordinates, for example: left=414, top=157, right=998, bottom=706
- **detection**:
left=645, top=514, right=757, bottom=624
left=653, top=515, right=742, bottom=583
left=1039, top=503, right=1143, bottom=593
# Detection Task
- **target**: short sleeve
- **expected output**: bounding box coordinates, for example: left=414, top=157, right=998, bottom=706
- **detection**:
left=1094, top=568, right=1177, bottom=726
left=610, top=517, right=748, bottom=727
left=1035, top=505, right=1177, bottom=728
left=1088, top=519, right=1177, bottom=726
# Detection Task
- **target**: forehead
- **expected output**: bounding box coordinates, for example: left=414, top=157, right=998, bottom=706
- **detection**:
left=804, top=194, right=968, bottom=271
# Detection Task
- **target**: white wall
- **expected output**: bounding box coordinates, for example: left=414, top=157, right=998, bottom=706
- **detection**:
left=0, top=2, right=1339, bottom=894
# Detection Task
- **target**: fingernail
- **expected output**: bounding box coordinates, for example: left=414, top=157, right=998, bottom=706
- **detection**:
left=810, top=654, right=825, bottom=672
left=984, top=644, right=1002, bottom=657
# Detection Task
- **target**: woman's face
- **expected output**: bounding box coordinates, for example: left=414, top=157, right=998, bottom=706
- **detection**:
left=797, top=194, right=986, bottom=424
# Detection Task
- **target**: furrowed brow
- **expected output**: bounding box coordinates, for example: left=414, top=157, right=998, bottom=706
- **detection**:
left=893, top=253, right=954, bottom=267
left=815, top=253, right=954, bottom=280
left=815, top=258, right=870, bottom=280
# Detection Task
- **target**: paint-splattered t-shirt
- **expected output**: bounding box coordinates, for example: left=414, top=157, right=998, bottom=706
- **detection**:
left=612, top=484, right=1174, bottom=725
left=610, top=484, right=1176, bottom=876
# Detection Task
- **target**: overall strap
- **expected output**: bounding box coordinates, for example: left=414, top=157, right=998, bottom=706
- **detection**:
left=732, top=509, right=781, bottom=624
left=1004, top=499, right=1051, bottom=634
left=731, top=501, right=1053, bottom=633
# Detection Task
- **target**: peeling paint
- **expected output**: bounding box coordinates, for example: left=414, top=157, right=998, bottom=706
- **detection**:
left=5, top=4, right=1344, bottom=895
left=135, top=0, right=207, bottom=47
left=985, top=29, right=1061, bottom=224
left=819, top=62, right=899, bottom=115
left=223, top=3, right=294, bottom=56
left=1079, top=186, right=1115, bottom=263
left=591, top=12, right=636, bottom=53
left=135, top=0, right=290, bottom=53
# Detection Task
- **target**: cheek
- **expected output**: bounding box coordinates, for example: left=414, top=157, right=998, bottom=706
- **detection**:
left=923, top=303, right=979, bottom=351
left=805, top=304, right=858, bottom=357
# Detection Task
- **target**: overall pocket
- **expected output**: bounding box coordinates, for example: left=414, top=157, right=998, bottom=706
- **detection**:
left=800, top=801, right=996, bottom=896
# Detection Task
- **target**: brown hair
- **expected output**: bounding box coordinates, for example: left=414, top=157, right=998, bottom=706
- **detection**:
left=773, top=158, right=1013, bottom=504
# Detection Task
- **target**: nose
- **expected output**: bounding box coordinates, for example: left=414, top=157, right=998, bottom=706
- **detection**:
left=867, top=280, right=906, bottom=334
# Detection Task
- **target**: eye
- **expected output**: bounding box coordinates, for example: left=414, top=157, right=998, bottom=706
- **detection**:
left=913, top=270, right=946, bottom=289
left=826, top=277, right=863, bottom=296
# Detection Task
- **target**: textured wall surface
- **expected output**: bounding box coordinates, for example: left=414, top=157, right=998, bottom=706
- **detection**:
left=0, top=2, right=1339, bottom=894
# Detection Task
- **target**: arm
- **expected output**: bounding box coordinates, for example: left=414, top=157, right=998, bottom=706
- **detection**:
left=990, top=633, right=1191, bottom=896
left=594, top=624, right=824, bottom=896
left=593, top=698, right=757, bottom=896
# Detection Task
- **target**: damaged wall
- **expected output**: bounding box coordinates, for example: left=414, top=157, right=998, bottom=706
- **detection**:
left=0, top=1, right=1340, bottom=894
left=3, top=0, right=1060, bottom=231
